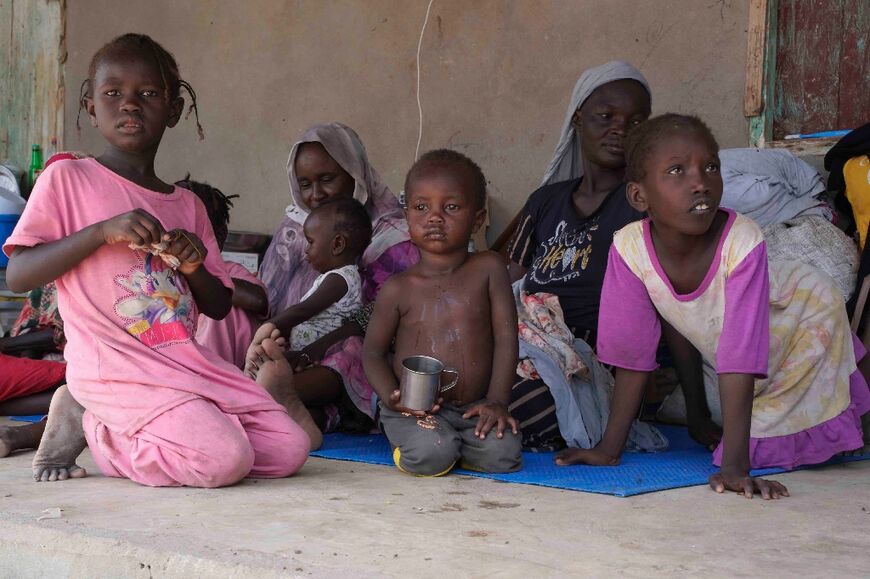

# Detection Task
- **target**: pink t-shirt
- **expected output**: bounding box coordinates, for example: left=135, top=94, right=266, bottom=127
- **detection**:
left=196, top=260, right=264, bottom=369
left=4, top=159, right=281, bottom=435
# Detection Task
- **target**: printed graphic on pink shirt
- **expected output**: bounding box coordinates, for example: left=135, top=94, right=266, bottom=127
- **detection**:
left=114, top=254, right=194, bottom=348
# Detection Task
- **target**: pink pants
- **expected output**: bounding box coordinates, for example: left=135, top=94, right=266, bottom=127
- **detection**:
left=82, top=398, right=309, bottom=488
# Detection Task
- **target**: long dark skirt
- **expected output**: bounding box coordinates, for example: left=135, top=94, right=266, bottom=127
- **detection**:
left=508, top=375, right=566, bottom=452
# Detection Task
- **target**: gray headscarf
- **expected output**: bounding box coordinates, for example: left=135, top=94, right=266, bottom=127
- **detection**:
left=540, top=60, right=651, bottom=186
left=284, top=122, right=409, bottom=263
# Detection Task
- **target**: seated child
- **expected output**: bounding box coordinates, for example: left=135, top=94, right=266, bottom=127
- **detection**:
left=363, top=149, right=523, bottom=476
left=4, top=33, right=317, bottom=485
left=246, top=197, right=370, bottom=379
left=557, top=114, right=870, bottom=500
left=175, top=177, right=270, bottom=369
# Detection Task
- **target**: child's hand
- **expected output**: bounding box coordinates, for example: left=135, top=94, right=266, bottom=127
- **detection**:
left=162, top=229, right=208, bottom=276
left=285, top=350, right=317, bottom=372
left=300, top=341, right=329, bottom=367
left=284, top=345, right=327, bottom=373
left=462, top=401, right=518, bottom=439
left=554, top=447, right=620, bottom=467
left=708, top=468, right=789, bottom=500
left=245, top=323, right=282, bottom=378
left=100, top=209, right=165, bottom=246
left=387, top=390, right=442, bottom=416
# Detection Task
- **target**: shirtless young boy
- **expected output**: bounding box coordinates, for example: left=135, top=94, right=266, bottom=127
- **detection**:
left=363, top=149, right=522, bottom=476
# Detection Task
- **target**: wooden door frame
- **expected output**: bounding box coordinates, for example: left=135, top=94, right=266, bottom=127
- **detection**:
left=743, top=0, right=842, bottom=156
left=0, top=0, right=66, bottom=176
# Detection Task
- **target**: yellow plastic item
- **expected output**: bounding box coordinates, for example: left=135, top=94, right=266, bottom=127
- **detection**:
left=845, top=155, right=870, bottom=249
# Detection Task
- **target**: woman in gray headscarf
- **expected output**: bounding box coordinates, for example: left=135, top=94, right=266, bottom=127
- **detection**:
left=504, top=61, right=654, bottom=451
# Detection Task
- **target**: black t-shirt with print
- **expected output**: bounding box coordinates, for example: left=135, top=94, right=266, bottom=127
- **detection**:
left=507, top=179, right=644, bottom=345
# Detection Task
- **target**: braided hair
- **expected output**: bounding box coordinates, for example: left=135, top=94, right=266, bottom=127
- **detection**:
left=77, top=33, right=204, bottom=139
left=174, top=175, right=239, bottom=249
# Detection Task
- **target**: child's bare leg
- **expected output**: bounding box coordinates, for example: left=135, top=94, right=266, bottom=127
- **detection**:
left=0, top=389, right=57, bottom=416
left=292, top=366, right=345, bottom=406
left=31, top=385, right=87, bottom=482
left=256, top=339, right=323, bottom=451
left=0, top=420, right=46, bottom=458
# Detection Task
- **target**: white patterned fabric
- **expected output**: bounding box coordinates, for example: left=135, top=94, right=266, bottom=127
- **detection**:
left=289, top=264, right=362, bottom=351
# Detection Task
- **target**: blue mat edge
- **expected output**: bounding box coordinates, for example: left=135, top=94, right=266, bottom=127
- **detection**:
left=310, top=430, right=870, bottom=497
left=11, top=415, right=868, bottom=497
left=9, top=415, right=46, bottom=423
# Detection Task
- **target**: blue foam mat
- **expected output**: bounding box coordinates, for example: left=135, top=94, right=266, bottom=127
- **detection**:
left=310, top=425, right=870, bottom=497
left=9, top=415, right=46, bottom=423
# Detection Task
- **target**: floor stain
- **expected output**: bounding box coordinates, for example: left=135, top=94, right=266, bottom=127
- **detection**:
left=478, top=500, right=520, bottom=510
left=439, top=503, right=465, bottom=512
left=467, top=530, right=490, bottom=537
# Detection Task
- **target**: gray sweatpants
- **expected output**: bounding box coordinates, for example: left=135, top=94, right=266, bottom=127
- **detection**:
left=378, top=401, right=523, bottom=476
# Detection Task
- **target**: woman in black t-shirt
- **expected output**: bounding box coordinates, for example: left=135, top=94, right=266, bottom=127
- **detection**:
left=504, top=61, right=651, bottom=450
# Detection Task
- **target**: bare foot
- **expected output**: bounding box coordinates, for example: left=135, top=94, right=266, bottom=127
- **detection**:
left=257, top=338, right=323, bottom=451
left=0, top=420, right=47, bottom=458
left=32, top=385, right=87, bottom=482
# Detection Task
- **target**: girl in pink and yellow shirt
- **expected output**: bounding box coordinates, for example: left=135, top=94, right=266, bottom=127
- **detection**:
left=557, top=115, right=870, bottom=500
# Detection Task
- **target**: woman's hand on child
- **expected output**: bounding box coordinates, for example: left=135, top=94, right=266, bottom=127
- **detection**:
left=100, top=209, right=165, bottom=246
left=708, top=468, right=789, bottom=500
left=285, top=350, right=316, bottom=372
left=554, top=447, right=620, bottom=467
left=163, top=229, right=208, bottom=275
left=285, top=344, right=327, bottom=372
left=463, top=401, right=518, bottom=439
left=387, top=390, right=442, bottom=416
left=300, top=342, right=329, bottom=366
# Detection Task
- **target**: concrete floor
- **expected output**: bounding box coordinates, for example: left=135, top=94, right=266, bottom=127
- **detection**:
left=0, top=421, right=868, bottom=578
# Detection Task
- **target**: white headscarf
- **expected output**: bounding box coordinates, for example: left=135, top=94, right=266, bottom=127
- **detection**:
left=540, top=60, right=651, bottom=186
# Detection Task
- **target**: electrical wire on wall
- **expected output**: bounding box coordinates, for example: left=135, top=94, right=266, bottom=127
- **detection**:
left=400, top=0, right=435, bottom=208
left=414, top=0, right=435, bottom=163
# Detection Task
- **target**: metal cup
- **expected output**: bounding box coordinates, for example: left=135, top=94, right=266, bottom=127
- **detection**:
left=398, top=355, right=459, bottom=411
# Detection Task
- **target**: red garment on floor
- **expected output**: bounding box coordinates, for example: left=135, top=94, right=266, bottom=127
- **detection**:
left=0, top=352, right=65, bottom=401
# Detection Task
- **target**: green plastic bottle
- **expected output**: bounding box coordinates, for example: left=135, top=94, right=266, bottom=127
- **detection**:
left=28, top=144, right=44, bottom=191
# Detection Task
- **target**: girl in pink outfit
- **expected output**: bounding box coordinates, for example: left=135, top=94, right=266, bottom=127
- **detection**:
left=3, top=34, right=318, bottom=487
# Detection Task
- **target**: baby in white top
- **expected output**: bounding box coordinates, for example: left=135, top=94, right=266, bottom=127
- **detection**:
left=290, top=263, right=361, bottom=350
left=246, top=198, right=371, bottom=376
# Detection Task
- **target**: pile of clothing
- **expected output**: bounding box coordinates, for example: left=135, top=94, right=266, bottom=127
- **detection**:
left=720, top=147, right=858, bottom=301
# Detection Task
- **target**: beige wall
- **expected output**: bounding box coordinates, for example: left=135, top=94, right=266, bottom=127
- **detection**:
left=64, top=0, right=750, bottom=241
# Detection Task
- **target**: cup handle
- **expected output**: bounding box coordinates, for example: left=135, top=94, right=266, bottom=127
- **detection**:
left=440, top=368, right=459, bottom=392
